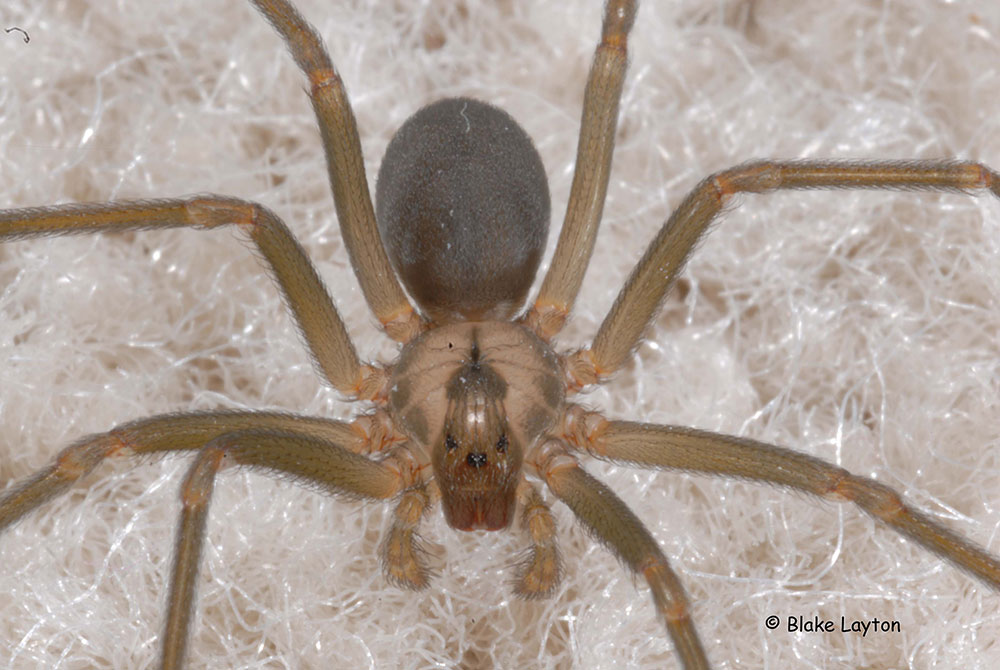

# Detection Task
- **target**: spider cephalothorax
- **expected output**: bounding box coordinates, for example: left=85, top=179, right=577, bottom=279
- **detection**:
left=390, top=323, right=564, bottom=531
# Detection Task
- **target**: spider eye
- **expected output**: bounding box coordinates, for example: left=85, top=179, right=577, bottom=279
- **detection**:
left=466, top=452, right=488, bottom=468
left=445, top=434, right=459, bottom=451
left=496, top=434, right=508, bottom=453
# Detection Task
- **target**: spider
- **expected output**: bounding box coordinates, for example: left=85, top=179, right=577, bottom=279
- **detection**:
left=1, top=1, right=1000, bottom=670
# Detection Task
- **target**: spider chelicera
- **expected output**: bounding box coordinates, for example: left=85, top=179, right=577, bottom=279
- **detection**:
left=1, top=1, right=1000, bottom=670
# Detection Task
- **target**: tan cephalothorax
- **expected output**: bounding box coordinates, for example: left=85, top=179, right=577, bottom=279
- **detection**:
left=390, top=323, right=564, bottom=531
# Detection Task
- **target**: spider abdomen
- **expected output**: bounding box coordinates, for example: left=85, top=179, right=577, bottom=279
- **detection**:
left=375, top=98, right=550, bottom=324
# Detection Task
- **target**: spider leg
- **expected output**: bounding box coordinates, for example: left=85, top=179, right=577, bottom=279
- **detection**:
left=248, top=0, right=421, bottom=342
left=381, top=480, right=438, bottom=590
left=512, top=481, right=562, bottom=598
left=567, top=159, right=1000, bottom=386
left=0, top=410, right=392, bottom=532
left=562, top=406, right=1000, bottom=589
left=525, top=0, right=637, bottom=340
left=0, top=197, right=385, bottom=398
left=530, top=439, right=710, bottom=670
left=160, top=428, right=412, bottom=670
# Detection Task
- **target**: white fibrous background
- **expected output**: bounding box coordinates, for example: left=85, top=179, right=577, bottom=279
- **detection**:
left=1, top=1, right=999, bottom=668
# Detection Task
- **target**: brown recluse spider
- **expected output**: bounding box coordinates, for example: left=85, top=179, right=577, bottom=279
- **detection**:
left=2, top=1, right=1000, bottom=668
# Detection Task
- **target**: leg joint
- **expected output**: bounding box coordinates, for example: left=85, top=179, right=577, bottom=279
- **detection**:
left=601, top=0, right=637, bottom=48
left=309, top=67, right=342, bottom=94
left=54, top=434, right=120, bottom=480
left=831, top=474, right=905, bottom=521
left=184, top=196, right=259, bottom=229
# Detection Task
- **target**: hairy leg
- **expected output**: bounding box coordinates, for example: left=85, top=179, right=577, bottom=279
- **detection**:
left=530, top=439, right=709, bottom=670
left=526, top=0, right=637, bottom=340
left=562, top=407, right=1000, bottom=588
left=512, top=482, right=562, bottom=598
left=249, top=0, right=421, bottom=342
left=158, top=428, right=409, bottom=670
left=569, top=160, right=1000, bottom=386
left=0, top=198, right=385, bottom=398
left=0, top=411, right=392, bottom=532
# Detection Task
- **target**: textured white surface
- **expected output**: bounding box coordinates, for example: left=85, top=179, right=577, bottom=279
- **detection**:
left=1, top=1, right=999, bottom=668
